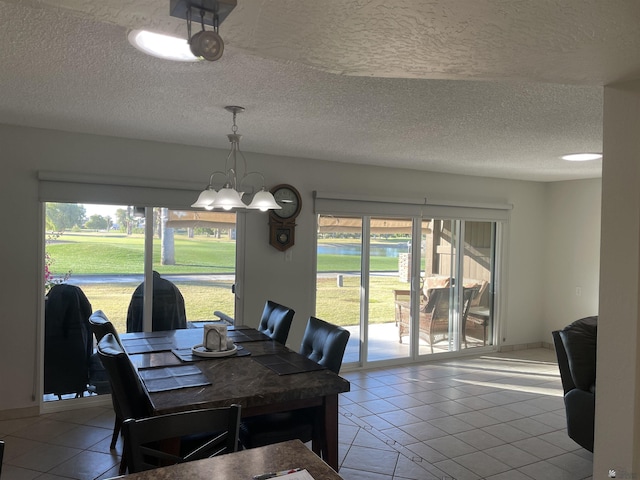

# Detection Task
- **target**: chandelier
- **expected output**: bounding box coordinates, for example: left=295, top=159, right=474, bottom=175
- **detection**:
left=191, top=106, right=281, bottom=212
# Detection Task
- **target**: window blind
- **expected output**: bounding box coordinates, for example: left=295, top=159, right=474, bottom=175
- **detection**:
left=38, top=171, right=200, bottom=210
left=313, top=191, right=512, bottom=222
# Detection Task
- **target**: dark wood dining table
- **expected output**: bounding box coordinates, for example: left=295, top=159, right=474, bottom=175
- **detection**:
left=107, top=439, right=344, bottom=479
left=118, top=325, right=350, bottom=471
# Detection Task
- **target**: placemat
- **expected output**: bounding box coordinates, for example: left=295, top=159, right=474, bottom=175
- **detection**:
left=252, top=352, right=326, bottom=375
left=171, top=345, right=251, bottom=362
left=121, top=338, right=174, bottom=354
left=138, top=364, right=211, bottom=392
left=227, top=329, right=272, bottom=343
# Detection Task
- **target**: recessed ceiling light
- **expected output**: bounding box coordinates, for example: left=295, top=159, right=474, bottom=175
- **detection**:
left=128, top=29, right=200, bottom=62
left=561, top=153, right=603, bottom=162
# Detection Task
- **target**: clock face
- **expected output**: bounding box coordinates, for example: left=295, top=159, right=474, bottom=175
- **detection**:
left=270, top=185, right=301, bottom=220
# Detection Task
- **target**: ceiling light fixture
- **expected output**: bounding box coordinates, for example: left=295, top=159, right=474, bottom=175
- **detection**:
left=169, top=0, right=237, bottom=61
left=191, top=106, right=281, bottom=212
left=561, top=153, right=603, bottom=161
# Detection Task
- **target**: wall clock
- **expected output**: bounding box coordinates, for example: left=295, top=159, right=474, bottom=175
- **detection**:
left=268, top=184, right=301, bottom=251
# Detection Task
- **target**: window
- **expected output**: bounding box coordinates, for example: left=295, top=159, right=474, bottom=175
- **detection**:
left=42, top=202, right=237, bottom=402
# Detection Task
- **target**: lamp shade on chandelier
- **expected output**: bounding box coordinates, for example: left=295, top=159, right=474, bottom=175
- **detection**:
left=192, top=106, right=281, bottom=212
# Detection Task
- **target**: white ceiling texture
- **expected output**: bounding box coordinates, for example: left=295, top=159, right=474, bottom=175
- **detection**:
left=2, top=0, right=640, bottom=181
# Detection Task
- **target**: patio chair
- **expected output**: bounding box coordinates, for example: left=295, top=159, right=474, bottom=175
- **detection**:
left=44, top=284, right=93, bottom=399
left=396, top=286, right=476, bottom=352
left=122, top=405, right=241, bottom=473
left=126, top=271, right=187, bottom=332
left=239, top=316, right=350, bottom=453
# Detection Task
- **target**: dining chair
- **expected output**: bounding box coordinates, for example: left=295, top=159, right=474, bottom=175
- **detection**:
left=122, top=405, right=241, bottom=473
left=97, top=333, right=154, bottom=474
left=44, top=283, right=93, bottom=399
left=88, top=311, right=124, bottom=449
left=257, top=300, right=296, bottom=345
left=239, top=316, right=350, bottom=452
left=0, top=439, right=4, bottom=478
left=89, top=310, right=121, bottom=344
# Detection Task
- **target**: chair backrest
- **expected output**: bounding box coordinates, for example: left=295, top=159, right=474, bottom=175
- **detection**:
left=299, top=316, right=350, bottom=374
left=126, top=271, right=187, bottom=332
left=461, top=286, right=477, bottom=320
left=427, top=287, right=450, bottom=319
left=89, top=310, right=121, bottom=344
left=470, top=280, right=489, bottom=307
left=44, top=283, right=93, bottom=396
left=0, top=439, right=4, bottom=478
left=122, top=405, right=241, bottom=473
left=97, top=333, right=153, bottom=421
left=258, top=300, right=295, bottom=344
left=553, top=316, right=597, bottom=393
left=552, top=330, right=575, bottom=394
left=428, top=287, right=477, bottom=336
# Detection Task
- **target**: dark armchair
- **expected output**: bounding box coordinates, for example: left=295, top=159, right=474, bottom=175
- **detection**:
left=552, top=315, right=597, bottom=452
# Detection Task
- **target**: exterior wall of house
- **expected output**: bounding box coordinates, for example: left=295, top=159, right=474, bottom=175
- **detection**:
left=0, top=122, right=599, bottom=416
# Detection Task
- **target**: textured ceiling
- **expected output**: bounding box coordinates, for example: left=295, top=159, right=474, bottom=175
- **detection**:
left=1, top=0, right=638, bottom=181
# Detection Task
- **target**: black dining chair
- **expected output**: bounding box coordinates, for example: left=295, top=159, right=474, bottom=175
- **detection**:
left=89, top=310, right=121, bottom=344
left=122, top=405, right=241, bottom=473
left=88, top=311, right=124, bottom=449
left=257, top=300, right=296, bottom=345
left=97, top=333, right=154, bottom=474
left=239, top=316, right=350, bottom=453
left=0, top=439, right=4, bottom=478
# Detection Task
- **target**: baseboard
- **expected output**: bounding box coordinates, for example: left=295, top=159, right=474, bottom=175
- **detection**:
left=0, top=405, right=39, bottom=421
left=40, top=393, right=112, bottom=414
left=499, top=341, right=553, bottom=352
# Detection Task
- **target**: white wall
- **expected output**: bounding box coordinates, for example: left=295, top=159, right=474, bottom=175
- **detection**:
left=544, top=179, right=602, bottom=336
left=0, top=122, right=600, bottom=415
left=594, top=81, right=640, bottom=477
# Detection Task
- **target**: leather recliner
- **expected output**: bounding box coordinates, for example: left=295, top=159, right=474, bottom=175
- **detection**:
left=552, top=315, right=597, bottom=452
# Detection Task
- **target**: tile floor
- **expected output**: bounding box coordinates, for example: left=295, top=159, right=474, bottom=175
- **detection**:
left=0, top=347, right=592, bottom=480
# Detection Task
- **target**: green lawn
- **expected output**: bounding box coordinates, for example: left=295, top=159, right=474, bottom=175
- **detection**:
left=46, top=231, right=411, bottom=330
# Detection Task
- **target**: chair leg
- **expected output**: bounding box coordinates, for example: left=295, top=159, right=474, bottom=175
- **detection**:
left=110, top=416, right=122, bottom=449
left=119, top=450, right=127, bottom=475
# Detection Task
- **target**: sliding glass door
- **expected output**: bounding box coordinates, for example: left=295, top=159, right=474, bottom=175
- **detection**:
left=42, top=202, right=237, bottom=403
left=416, top=219, right=495, bottom=356
left=316, top=213, right=496, bottom=367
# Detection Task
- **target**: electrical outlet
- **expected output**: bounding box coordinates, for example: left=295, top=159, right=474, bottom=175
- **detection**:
left=575, top=287, right=582, bottom=296
left=285, top=249, right=293, bottom=262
